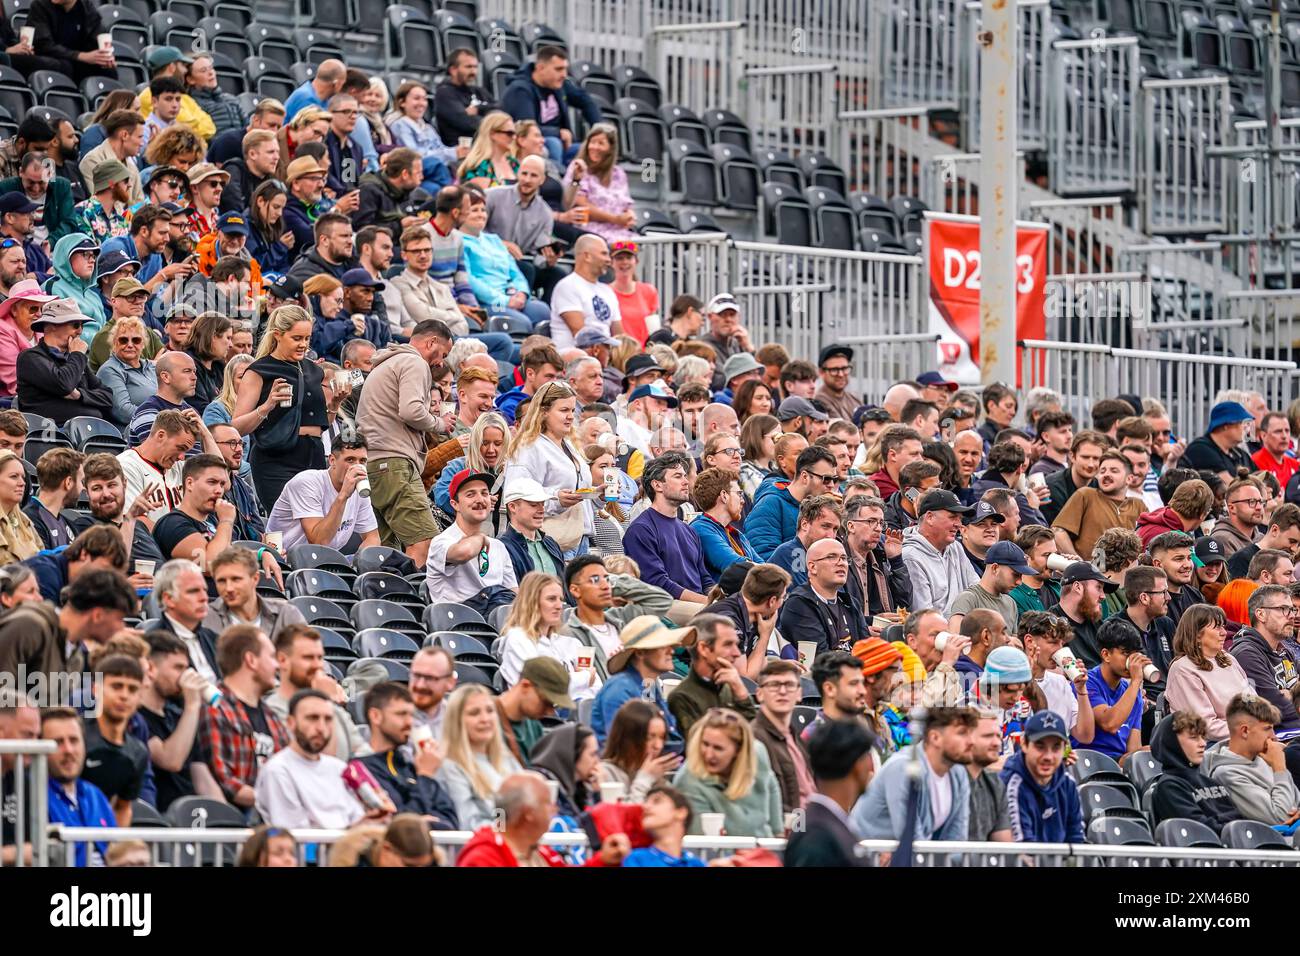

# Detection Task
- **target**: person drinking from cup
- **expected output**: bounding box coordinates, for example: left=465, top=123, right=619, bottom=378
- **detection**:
left=1076, top=616, right=1152, bottom=761
left=263, top=431, right=379, bottom=553
left=1020, top=610, right=1095, bottom=745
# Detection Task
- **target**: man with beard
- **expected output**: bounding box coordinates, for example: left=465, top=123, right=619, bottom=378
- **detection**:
left=799, top=650, right=868, bottom=742
left=1122, top=564, right=1175, bottom=699
left=0, top=232, right=28, bottom=297
left=139, top=631, right=209, bottom=811
left=41, top=708, right=117, bottom=866
left=263, top=624, right=364, bottom=762
left=150, top=453, right=233, bottom=567
left=358, top=681, right=459, bottom=828
left=851, top=706, right=976, bottom=841
left=74, top=160, right=133, bottom=239
left=1149, top=531, right=1205, bottom=627
left=1042, top=430, right=1109, bottom=525
left=408, top=646, right=457, bottom=739
left=965, top=711, right=1013, bottom=841
left=76, top=452, right=166, bottom=570
left=1052, top=450, right=1146, bottom=559
left=779, top=538, right=868, bottom=656
left=1047, top=562, right=1117, bottom=668
left=255, top=689, right=393, bottom=829
left=624, top=451, right=712, bottom=603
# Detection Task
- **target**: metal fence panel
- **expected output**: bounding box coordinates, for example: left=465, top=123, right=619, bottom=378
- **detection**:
left=921, top=152, right=1027, bottom=215
left=634, top=232, right=732, bottom=312
left=1042, top=272, right=1149, bottom=348
left=1050, top=36, right=1140, bottom=196
left=1122, top=240, right=1236, bottom=329
left=648, top=20, right=745, bottom=116
left=742, top=63, right=839, bottom=156
left=0, top=741, right=52, bottom=867
left=1141, top=76, right=1232, bottom=235
left=868, top=0, right=961, bottom=110
left=837, top=108, right=928, bottom=199
left=1226, top=289, right=1300, bottom=365
left=1028, top=197, right=1126, bottom=275
left=961, top=0, right=1051, bottom=152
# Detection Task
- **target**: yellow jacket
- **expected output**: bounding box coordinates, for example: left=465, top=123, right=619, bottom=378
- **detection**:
left=136, top=89, right=216, bottom=143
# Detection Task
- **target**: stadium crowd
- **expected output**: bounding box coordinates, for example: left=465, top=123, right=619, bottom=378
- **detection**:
left=2, top=0, right=1300, bottom=867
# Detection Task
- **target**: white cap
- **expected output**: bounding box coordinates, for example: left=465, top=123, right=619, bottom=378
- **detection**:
left=502, top=477, right=552, bottom=505
left=705, top=292, right=739, bottom=314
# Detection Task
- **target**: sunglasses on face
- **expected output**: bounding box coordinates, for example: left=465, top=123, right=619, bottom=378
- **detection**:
left=116, top=336, right=143, bottom=344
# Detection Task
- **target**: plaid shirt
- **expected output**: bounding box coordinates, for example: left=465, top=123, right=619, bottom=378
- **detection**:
left=199, top=687, right=290, bottom=802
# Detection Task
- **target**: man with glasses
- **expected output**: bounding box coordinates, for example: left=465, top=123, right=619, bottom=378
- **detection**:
left=844, top=495, right=910, bottom=616
left=902, top=489, right=979, bottom=615
left=692, top=467, right=760, bottom=580
left=208, top=423, right=262, bottom=542
left=778, top=537, right=868, bottom=656
left=283, top=157, right=329, bottom=255
left=747, top=445, right=839, bottom=561
left=1226, top=503, right=1300, bottom=580
left=184, top=162, right=228, bottom=243
left=288, top=212, right=358, bottom=284
left=1232, top=585, right=1300, bottom=732
left=408, top=646, right=457, bottom=739
left=770, top=495, right=844, bottom=590
left=751, top=658, right=814, bottom=814
left=624, top=451, right=712, bottom=604
left=1211, top=476, right=1266, bottom=559
left=324, top=94, right=365, bottom=198
left=1121, top=565, right=1175, bottom=698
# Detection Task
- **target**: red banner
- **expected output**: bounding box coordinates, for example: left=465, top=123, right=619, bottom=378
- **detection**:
left=926, top=216, right=1047, bottom=385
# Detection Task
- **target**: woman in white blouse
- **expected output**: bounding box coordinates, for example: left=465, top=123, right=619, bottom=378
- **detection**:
left=435, top=684, right=523, bottom=829
left=499, top=572, right=601, bottom=701
left=502, top=380, right=594, bottom=556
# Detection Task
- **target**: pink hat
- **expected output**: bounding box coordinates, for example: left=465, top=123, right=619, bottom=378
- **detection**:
left=0, top=279, right=57, bottom=323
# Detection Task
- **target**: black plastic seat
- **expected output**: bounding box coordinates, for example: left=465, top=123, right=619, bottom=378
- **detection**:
left=80, top=76, right=126, bottom=111
left=476, top=18, right=526, bottom=63
left=851, top=192, right=902, bottom=235
left=486, top=313, right=533, bottom=339
left=293, top=27, right=345, bottom=65
left=100, top=5, right=151, bottom=55
left=803, top=185, right=855, bottom=251
left=1079, top=782, right=1143, bottom=820
left=614, top=63, right=662, bottom=108
left=286, top=544, right=353, bottom=578
left=791, top=705, right=818, bottom=738
left=1221, top=819, right=1292, bottom=850
left=0, top=66, right=35, bottom=119
left=149, top=10, right=196, bottom=47
left=350, top=598, right=419, bottom=633
left=1088, top=816, right=1156, bottom=845
left=435, top=10, right=480, bottom=57
left=890, top=195, right=930, bottom=235
left=760, top=182, right=813, bottom=246
left=678, top=209, right=722, bottom=233
left=348, top=656, right=411, bottom=682
left=23, top=437, right=73, bottom=466
left=130, top=800, right=169, bottom=827
left=246, top=22, right=298, bottom=71
left=316, top=627, right=353, bottom=655
left=614, top=97, right=666, bottom=164
left=519, top=21, right=566, bottom=51
left=354, top=571, right=423, bottom=607
left=423, top=602, right=489, bottom=634
left=428, top=631, right=490, bottom=657
left=755, top=147, right=803, bottom=189
left=452, top=661, right=493, bottom=687
left=710, top=143, right=759, bottom=211
left=703, top=107, right=751, bottom=152
left=198, top=15, right=252, bottom=62
left=666, top=138, right=719, bottom=205
left=795, top=151, right=848, bottom=195
left=636, top=206, right=681, bottom=235
left=1123, top=752, right=1164, bottom=792
left=659, top=103, right=708, bottom=146
left=167, top=796, right=246, bottom=829
left=482, top=49, right=521, bottom=99
left=243, top=56, right=295, bottom=100
left=387, top=5, right=442, bottom=74
left=352, top=627, right=420, bottom=660
left=287, top=570, right=356, bottom=606
left=571, top=59, right=616, bottom=108
left=1155, top=817, right=1223, bottom=847
left=353, top=546, right=417, bottom=578
left=1072, top=748, right=1140, bottom=804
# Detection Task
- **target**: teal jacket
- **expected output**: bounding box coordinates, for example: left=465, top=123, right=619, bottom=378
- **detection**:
left=47, top=233, right=109, bottom=344
left=0, top=176, right=78, bottom=246
left=672, top=743, right=784, bottom=838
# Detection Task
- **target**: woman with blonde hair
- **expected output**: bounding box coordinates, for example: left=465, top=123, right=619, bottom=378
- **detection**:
left=233, top=304, right=338, bottom=506
left=582, top=443, right=626, bottom=556
left=562, top=123, right=635, bottom=242
left=672, top=707, right=782, bottom=837
left=276, top=108, right=333, bottom=178
left=96, top=315, right=157, bottom=426
left=435, top=684, right=523, bottom=829
left=1165, top=603, right=1251, bottom=741
left=609, top=335, right=640, bottom=374
left=499, top=571, right=598, bottom=699
left=431, top=411, right=509, bottom=527
left=503, top=380, right=594, bottom=556
left=144, top=125, right=205, bottom=172
left=0, top=451, right=41, bottom=563
left=203, top=352, right=255, bottom=479
left=359, top=77, right=394, bottom=152
left=458, top=111, right=520, bottom=188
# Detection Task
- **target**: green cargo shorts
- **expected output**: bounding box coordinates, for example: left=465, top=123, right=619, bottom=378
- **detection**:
left=367, top=457, right=439, bottom=548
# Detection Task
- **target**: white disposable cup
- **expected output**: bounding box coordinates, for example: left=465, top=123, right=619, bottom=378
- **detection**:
left=1045, top=553, right=1073, bottom=574
left=264, top=531, right=283, bottom=552
left=1052, top=647, right=1084, bottom=682
left=797, top=641, right=818, bottom=669
left=356, top=477, right=371, bottom=498
left=933, top=631, right=953, bottom=653
left=700, top=813, right=725, bottom=837
left=280, top=383, right=293, bottom=408
left=20, top=27, right=34, bottom=45
left=598, top=781, right=625, bottom=804
left=545, top=780, right=559, bottom=804
left=441, top=401, right=455, bottom=417
left=784, top=811, right=799, bottom=832
left=1027, top=472, right=1047, bottom=490
left=1142, top=663, right=1161, bottom=683
left=410, top=725, right=433, bottom=749
left=134, top=560, right=155, bottom=577
left=459, top=136, right=473, bottom=149
left=97, top=33, right=113, bottom=52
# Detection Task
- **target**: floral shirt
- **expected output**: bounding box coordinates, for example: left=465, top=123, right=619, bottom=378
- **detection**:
left=562, top=164, right=636, bottom=242
left=461, top=153, right=519, bottom=187
left=74, top=198, right=132, bottom=241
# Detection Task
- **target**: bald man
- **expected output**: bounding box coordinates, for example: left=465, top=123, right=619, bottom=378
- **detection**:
left=128, top=350, right=201, bottom=446
left=698, top=403, right=740, bottom=444
left=778, top=537, right=869, bottom=655
left=461, top=352, right=499, bottom=377
left=284, top=58, right=347, bottom=122
left=882, top=383, right=921, bottom=422
left=549, top=234, right=623, bottom=349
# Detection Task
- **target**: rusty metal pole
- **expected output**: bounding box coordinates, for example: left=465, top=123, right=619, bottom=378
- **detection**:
left=979, top=0, right=1019, bottom=386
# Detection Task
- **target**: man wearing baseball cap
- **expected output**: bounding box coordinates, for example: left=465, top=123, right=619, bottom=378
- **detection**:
left=495, top=656, right=574, bottom=766
left=73, top=159, right=133, bottom=241
left=699, top=292, right=751, bottom=367
left=16, top=299, right=112, bottom=423
left=0, top=191, right=50, bottom=278
left=620, top=381, right=677, bottom=455
left=948, top=540, right=1035, bottom=635
left=1046, top=561, right=1119, bottom=668
left=916, top=370, right=959, bottom=405
left=814, top=345, right=861, bottom=423
left=998, top=709, right=1085, bottom=843
left=1181, top=400, right=1256, bottom=483
left=499, top=478, right=565, bottom=582
left=901, top=489, right=978, bottom=615
left=777, top=396, right=829, bottom=441
left=425, top=468, right=517, bottom=604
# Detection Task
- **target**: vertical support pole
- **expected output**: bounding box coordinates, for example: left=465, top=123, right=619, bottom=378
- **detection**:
left=979, top=0, right=1018, bottom=385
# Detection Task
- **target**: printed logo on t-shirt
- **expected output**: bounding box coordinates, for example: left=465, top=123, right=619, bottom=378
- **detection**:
left=253, top=732, right=275, bottom=765
left=539, top=95, right=559, bottom=124
left=592, top=293, right=611, bottom=326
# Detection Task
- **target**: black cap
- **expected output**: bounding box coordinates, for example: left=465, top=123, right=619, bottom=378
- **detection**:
left=1194, top=536, right=1226, bottom=567
left=717, top=561, right=754, bottom=596
left=916, top=489, right=975, bottom=517
left=963, top=500, right=1005, bottom=526
left=624, top=354, right=664, bottom=378
left=268, top=274, right=304, bottom=299
left=818, top=344, right=853, bottom=367
left=1060, top=561, right=1119, bottom=593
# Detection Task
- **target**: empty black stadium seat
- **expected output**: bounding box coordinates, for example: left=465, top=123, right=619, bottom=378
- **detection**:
left=1088, top=816, right=1156, bottom=845
left=353, top=628, right=420, bottom=660
left=287, top=544, right=353, bottom=578
left=1098, top=0, right=1141, bottom=32
left=351, top=598, right=422, bottom=636
left=614, top=64, right=662, bottom=108
left=80, top=76, right=126, bottom=111
left=1079, top=782, right=1144, bottom=820
left=149, top=10, right=196, bottom=47
left=571, top=59, right=616, bottom=108
left=678, top=209, right=723, bottom=233
left=803, top=185, right=855, bottom=251
left=760, top=182, right=813, bottom=246
left=710, top=143, right=759, bottom=211
left=659, top=103, right=708, bottom=146
left=0, top=66, right=35, bottom=119
left=1155, top=817, right=1223, bottom=847
left=423, top=602, right=488, bottom=633
left=288, top=570, right=356, bottom=607
left=434, top=10, right=480, bottom=58
left=850, top=192, right=902, bottom=235
left=387, top=5, right=442, bottom=74
left=636, top=206, right=681, bottom=235
left=244, top=56, right=296, bottom=100
left=858, top=229, right=908, bottom=255
left=666, top=138, right=719, bottom=205
left=1182, top=9, right=1227, bottom=68
left=890, top=195, right=929, bottom=235
left=294, top=27, right=345, bottom=65
left=795, top=150, right=848, bottom=196
left=289, top=595, right=354, bottom=631
left=99, top=5, right=151, bottom=55
left=1221, top=13, right=1262, bottom=76
left=519, top=21, right=566, bottom=51
left=481, top=50, right=520, bottom=99
left=30, top=71, right=85, bottom=118
left=198, top=15, right=253, bottom=63
left=475, top=18, right=525, bottom=62
left=1221, top=819, right=1292, bottom=850
left=702, top=107, right=751, bottom=152
left=755, top=147, right=803, bottom=189
left=349, top=656, right=411, bottom=683
left=613, top=97, right=666, bottom=164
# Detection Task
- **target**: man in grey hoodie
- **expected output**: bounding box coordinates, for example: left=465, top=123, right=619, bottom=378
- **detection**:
left=355, top=319, right=453, bottom=567
left=1203, top=692, right=1300, bottom=826
left=901, top=489, right=978, bottom=615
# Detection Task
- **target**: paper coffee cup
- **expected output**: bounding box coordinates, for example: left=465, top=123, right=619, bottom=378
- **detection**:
left=1045, top=553, right=1072, bottom=574
left=1052, top=647, right=1084, bottom=682
left=1142, top=664, right=1161, bottom=683
left=356, top=477, right=371, bottom=498
left=20, top=26, right=34, bottom=45
left=545, top=780, right=559, bottom=804
left=598, top=781, right=625, bottom=804
left=700, top=812, right=725, bottom=837
left=264, top=531, right=283, bottom=552
left=134, top=560, right=155, bottom=577
left=797, top=641, right=818, bottom=669
left=576, top=652, right=593, bottom=670
left=441, top=401, right=455, bottom=417
left=459, top=136, right=473, bottom=149
left=280, top=383, right=293, bottom=408
left=98, top=33, right=113, bottom=52
left=933, top=631, right=952, bottom=652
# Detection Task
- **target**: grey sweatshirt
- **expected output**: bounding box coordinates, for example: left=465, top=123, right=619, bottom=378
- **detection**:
left=1202, top=740, right=1300, bottom=825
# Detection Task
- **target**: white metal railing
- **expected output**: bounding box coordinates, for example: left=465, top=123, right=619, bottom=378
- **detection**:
left=922, top=152, right=1027, bottom=215
left=1142, top=76, right=1233, bottom=236
left=1029, top=197, right=1127, bottom=276
left=961, top=0, right=1051, bottom=152
left=1225, top=288, right=1300, bottom=365
left=647, top=19, right=745, bottom=117
left=1122, top=240, right=1237, bottom=328
left=840, top=332, right=941, bottom=403
left=1020, top=338, right=1299, bottom=436
left=869, top=0, right=961, bottom=110
left=837, top=107, right=928, bottom=199
left=1043, top=271, right=1150, bottom=348
left=0, top=740, right=54, bottom=868
left=742, top=62, right=839, bottom=157
left=1050, top=36, right=1141, bottom=197
left=634, top=231, right=733, bottom=313
left=1230, top=117, right=1300, bottom=245
left=47, top=826, right=1300, bottom=867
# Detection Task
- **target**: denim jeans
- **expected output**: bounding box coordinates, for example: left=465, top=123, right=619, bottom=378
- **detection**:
left=543, top=135, right=580, bottom=167
left=466, top=330, right=517, bottom=364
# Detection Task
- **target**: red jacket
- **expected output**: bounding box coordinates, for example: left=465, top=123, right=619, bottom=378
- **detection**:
left=456, top=826, right=607, bottom=867
left=1135, top=506, right=1190, bottom=548
left=455, top=805, right=648, bottom=867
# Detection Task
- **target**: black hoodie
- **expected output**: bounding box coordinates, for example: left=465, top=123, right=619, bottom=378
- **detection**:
left=1149, top=713, right=1241, bottom=834
left=1229, top=627, right=1300, bottom=731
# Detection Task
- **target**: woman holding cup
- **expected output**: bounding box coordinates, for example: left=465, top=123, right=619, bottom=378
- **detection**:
left=582, top=443, right=627, bottom=556
left=601, top=699, right=680, bottom=803
left=435, top=684, right=523, bottom=830
left=499, top=572, right=600, bottom=700
left=232, top=305, right=331, bottom=508
left=672, top=707, right=783, bottom=838
left=1165, top=603, right=1251, bottom=741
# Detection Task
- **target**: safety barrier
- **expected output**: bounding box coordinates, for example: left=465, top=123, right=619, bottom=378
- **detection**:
left=960, top=0, right=1051, bottom=152
left=1043, top=271, right=1150, bottom=349
left=1229, top=117, right=1300, bottom=244
left=1122, top=240, right=1237, bottom=327
left=742, top=63, right=840, bottom=156
left=840, top=332, right=942, bottom=403
left=868, top=0, right=961, bottom=110
left=1142, top=76, right=1233, bottom=236
left=1020, top=338, right=1299, bottom=435
left=836, top=107, right=928, bottom=199
left=46, top=826, right=1300, bottom=867
left=1028, top=197, right=1127, bottom=275
left=1049, top=36, right=1141, bottom=197
left=633, top=230, right=733, bottom=313
left=1224, top=288, right=1300, bottom=364
left=922, top=152, right=1027, bottom=216
left=0, top=741, right=53, bottom=868
left=647, top=20, right=745, bottom=117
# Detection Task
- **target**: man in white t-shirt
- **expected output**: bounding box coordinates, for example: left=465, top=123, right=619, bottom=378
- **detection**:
left=117, top=408, right=202, bottom=526
left=265, top=433, right=381, bottom=553
left=255, top=689, right=394, bottom=829
left=426, top=469, right=518, bottom=602
left=549, top=234, right=622, bottom=349
left=1020, top=610, right=1095, bottom=745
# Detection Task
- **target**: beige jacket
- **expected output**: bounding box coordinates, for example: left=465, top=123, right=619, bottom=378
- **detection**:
left=387, top=268, right=467, bottom=336
left=355, top=344, right=439, bottom=469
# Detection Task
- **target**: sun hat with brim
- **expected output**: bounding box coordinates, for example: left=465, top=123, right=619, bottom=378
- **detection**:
left=187, top=162, right=230, bottom=186
left=31, top=299, right=92, bottom=330
left=1206, top=401, right=1253, bottom=433
left=285, top=156, right=328, bottom=183
left=140, top=163, right=187, bottom=192
left=722, top=351, right=763, bottom=383
left=91, top=159, right=132, bottom=194
left=607, top=615, right=698, bottom=674
left=0, top=279, right=57, bottom=322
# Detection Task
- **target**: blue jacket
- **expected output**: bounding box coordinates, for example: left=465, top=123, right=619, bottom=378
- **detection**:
left=499, top=525, right=566, bottom=583
left=746, top=481, right=799, bottom=560
left=591, top=668, right=680, bottom=745
left=850, top=744, right=971, bottom=841
left=24, top=549, right=69, bottom=604
left=768, top=538, right=809, bottom=589
left=999, top=748, right=1086, bottom=843
left=47, top=777, right=116, bottom=866
left=691, top=513, right=759, bottom=580
left=495, top=385, right=529, bottom=426
left=247, top=222, right=293, bottom=275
